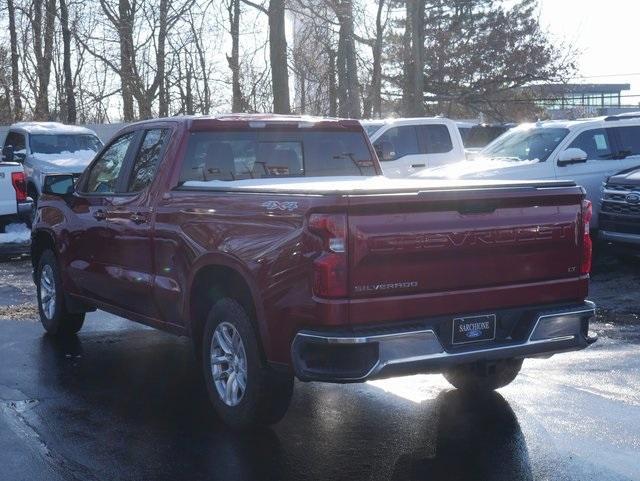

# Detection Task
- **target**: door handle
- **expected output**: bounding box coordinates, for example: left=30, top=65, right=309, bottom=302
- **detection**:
left=93, top=209, right=107, bottom=221
left=411, top=163, right=426, bottom=168
left=130, top=213, right=147, bottom=224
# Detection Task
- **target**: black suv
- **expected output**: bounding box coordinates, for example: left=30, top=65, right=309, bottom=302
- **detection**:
left=600, top=166, right=640, bottom=251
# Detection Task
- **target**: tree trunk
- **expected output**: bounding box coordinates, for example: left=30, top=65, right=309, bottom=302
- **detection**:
left=370, top=0, right=384, bottom=118
left=117, top=0, right=135, bottom=120
left=403, top=0, right=425, bottom=116
left=7, top=0, right=22, bottom=121
left=156, top=0, right=169, bottom=117
left=268, top=0, right=290, bottom=114
left=328, top=48, right=337, bottom=117
left=59, top=0, right=76, bottom=123
left=227, top=0, right=243, bottom=112
left=335, top=0, right=360, bottom=118
left=32, top=0, right=57, bottom=120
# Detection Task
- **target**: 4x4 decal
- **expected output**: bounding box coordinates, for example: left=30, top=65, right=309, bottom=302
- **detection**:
left=261, top=201, right=298, bottom=212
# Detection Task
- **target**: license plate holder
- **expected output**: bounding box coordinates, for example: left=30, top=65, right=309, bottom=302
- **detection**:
left=452, top=314, right=496, bottom=345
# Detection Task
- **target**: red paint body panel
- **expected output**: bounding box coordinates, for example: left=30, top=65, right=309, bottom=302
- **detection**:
left=33, top=116, right=590, bottom=368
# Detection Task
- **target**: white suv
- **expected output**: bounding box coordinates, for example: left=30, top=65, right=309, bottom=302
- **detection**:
left=413, top=113, right=640, bottom=228
left=361, top=117, right=466, bottom=177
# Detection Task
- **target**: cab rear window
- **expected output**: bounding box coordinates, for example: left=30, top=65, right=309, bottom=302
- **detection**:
left=178, top=130, right=375, bottom=183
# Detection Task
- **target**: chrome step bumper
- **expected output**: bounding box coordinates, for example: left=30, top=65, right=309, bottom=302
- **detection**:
left=291, top=301, right=596, bottom=382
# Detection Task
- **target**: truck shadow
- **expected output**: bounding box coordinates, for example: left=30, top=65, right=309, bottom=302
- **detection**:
left=390, top=390, right=533, bottom=481
left=35, top=329, right=532, bottom=481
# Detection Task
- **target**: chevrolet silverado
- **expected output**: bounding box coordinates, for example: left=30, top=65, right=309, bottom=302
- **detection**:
left=31, top=115, right=596, bottom=428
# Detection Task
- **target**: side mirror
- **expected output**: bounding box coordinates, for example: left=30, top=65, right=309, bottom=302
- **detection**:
left=375, top=141, right=397, bottom=162
left=2, top=145, right=14, bottom=162
left=558, top=148, right=588, bottom=166
left=42, top=174, right=75, bottom=196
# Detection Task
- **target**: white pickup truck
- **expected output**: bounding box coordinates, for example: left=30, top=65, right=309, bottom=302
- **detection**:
left=413, top=114, right=640, bottom=228
left=361, top=117, right=466, bottom=177
left=0, top=161, right=32, bottom=251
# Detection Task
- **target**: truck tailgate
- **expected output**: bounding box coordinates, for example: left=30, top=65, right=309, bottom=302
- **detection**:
left=347, top=184, right=586, bottom=320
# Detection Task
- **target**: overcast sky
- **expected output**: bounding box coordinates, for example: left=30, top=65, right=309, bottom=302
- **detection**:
left=538, top=0, right=640, bottom=101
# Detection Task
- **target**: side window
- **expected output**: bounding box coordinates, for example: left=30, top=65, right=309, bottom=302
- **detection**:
left=5, top=132, right=26, bottom=152
left=568, top=129, right=612, bottom=160
left=375, top=126, right=419, bottom=160
left=417, top=124, right=453, bottom=154
left=127, top=129, right=171, bottom=192
left=84, top=132, right=136, bottom=194
left=613, top=126, right=640, bottom=158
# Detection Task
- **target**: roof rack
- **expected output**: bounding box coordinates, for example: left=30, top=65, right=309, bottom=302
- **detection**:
left=604, top=112, right=640, bottom=121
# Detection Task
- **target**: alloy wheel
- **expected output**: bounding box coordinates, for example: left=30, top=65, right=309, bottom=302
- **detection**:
left=40, top=264, right=56, bottom=320
left=210, top=321, right=248, bottom=406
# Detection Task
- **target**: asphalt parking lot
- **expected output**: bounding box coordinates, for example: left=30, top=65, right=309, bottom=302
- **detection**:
left=0, top=247, right=639, bottom=481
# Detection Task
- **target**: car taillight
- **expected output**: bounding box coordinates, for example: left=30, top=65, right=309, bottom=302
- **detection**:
left=580, top=200, right=593, bottom=275
left=11, top=172, right=27, bottom=202
left=309, top=213, right=348, bottom=298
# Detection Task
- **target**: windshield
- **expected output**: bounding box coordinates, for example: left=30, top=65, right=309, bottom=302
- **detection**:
left=30, top=134, right=103, bottom=155
left=363, top=123, right=384, bottom=137
left=482, top=127, right=569, bottom=161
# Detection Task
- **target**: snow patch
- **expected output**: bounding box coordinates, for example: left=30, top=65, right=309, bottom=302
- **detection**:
left=11, top=122, right=96, bottom=135
left=182, top=174, right=563, bottom=193
left=0, top=223, right=31, bottom=245
left=32, top=150, right=96, bottom=162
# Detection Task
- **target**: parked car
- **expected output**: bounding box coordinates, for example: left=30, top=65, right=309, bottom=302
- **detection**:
left=361, top=117, right=465, bottom=177
left=2, top=122, right=103, bottom=209
left=32, top=115, right=596, bottom=429
left=413, top=113, right=640, bottom=228
left=457, top=122, right=515, bottom=155
left=600, top=166, right=640, bottom=251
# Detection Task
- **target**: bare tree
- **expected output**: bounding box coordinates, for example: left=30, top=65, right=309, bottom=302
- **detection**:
left=7, top=0, right=23, bottom=120
left=31, top=0, right=57, bottom=119
left=240, top=0, right=290, bottom=114
left=225, top=0, right=246, bottom=112
left=401, top=0, right=425, bottom=116
left=59, top=0, right=76, bottom=122
left=334, top=0, right=360, bottom=118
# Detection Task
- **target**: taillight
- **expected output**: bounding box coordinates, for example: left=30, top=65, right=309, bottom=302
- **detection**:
left=580, top=200, right=593, bottom=275
left=309, top=213, right=348, bottom=298
left=11, top=172, right=27, bottom=202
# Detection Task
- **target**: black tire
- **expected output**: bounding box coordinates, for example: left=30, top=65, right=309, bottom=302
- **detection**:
left=36, top=250, right=85, bottom=336
left=202, top=298, right=293, bottom=429
left=443, top=358, right=523, bottom=392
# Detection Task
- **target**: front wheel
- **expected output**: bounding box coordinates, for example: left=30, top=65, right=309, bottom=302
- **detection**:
left=36, top=250, right=85, bottom=336
left=443, top=358, right=523, bottom=392
left=202, top=298, right=293, bottom=429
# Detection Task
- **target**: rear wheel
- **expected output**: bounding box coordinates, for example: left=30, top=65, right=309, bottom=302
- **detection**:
left=36, top=250, right=85, bottom=336
left=443, top=358, right=523, bottom=392
left=202, top=298, right=293, bottom=429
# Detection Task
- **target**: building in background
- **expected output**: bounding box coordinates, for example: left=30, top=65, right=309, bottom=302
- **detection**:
left=523, top=83, right=637, bottom=119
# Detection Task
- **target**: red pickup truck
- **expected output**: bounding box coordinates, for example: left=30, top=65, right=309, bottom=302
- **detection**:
left=32, top=115, right=596, bottom=428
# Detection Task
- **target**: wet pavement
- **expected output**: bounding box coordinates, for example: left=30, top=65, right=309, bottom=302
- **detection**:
left=1, top=248, right=639, bottom=481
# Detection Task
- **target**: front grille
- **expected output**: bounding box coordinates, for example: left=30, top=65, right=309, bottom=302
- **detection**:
left=607, top=183, right=637, bottom=192
left=601, top=202, right=640, bottom=216
left=602, top=192, right=628, bottom=202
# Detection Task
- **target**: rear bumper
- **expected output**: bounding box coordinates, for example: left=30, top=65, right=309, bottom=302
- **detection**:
left=291, top=301, right=596, bottom=382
